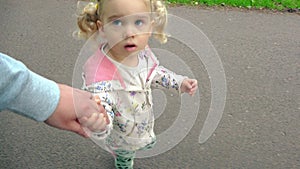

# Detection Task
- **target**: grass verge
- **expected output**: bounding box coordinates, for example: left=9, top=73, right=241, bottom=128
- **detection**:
left=167, top=0, right=300, bottom=11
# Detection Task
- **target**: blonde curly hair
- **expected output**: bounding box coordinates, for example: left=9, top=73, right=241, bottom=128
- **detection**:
left=75, top=0, right=168, bottom=43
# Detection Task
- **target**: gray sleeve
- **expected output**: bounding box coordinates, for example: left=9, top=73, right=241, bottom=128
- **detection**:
left=0, top=53, right=60, bottom=121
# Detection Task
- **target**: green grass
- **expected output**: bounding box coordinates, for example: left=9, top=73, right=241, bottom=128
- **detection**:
left=167, top=0, right=300, bottom=11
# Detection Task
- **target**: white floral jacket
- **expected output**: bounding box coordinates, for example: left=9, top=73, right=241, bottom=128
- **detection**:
left=82, top=44, right=186, bottom=151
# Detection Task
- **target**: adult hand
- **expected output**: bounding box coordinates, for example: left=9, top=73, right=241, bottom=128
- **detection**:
left=45, top=84, right=105, bottom=137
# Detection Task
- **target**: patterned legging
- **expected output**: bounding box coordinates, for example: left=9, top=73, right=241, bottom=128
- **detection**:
left=113, top=141, right=156, bottom=169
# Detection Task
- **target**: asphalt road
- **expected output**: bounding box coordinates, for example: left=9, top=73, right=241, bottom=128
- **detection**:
left=0, top=0, right=299, bottom=169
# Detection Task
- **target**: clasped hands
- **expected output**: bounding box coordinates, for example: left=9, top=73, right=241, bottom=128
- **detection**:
left=77, top=95, right=110, bottom=136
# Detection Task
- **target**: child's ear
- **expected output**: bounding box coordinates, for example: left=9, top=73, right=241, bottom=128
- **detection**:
left=97, top=20, right=106, bottom=38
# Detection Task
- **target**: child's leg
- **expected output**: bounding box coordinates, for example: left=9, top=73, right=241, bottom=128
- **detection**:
left=114, top=149, right=136, bottom=169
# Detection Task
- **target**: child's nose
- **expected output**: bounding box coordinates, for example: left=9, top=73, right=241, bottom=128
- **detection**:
left=123, top=25, right=136, bottom=39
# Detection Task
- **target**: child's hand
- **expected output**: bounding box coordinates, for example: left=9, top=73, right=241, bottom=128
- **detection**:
left=180, top=78, right=198, bottom=96
left=79, top=112, right=108, bottom=133
left=78, top=96, right=110, bottom=133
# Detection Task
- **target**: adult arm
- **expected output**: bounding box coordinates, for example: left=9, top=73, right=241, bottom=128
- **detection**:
left=0, top=52, right=60, bottom=121
left=0, top=53, right=105, bottom=137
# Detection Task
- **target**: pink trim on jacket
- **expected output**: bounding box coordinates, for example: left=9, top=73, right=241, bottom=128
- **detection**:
left=83, top=46, right=126, bottom=88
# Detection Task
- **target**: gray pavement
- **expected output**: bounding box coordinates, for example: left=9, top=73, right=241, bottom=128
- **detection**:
left=0, top=1, right=299, bottom=169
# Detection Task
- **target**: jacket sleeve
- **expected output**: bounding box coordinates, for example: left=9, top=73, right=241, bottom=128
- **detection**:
left=0, top=53, right=60, bottom=121
left=151, top=65, right=187, bottom=95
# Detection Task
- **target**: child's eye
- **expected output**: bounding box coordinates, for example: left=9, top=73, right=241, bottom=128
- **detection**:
left=112, top=20, right=122, bottom=26
left=135, top=20, right=144, bottom=26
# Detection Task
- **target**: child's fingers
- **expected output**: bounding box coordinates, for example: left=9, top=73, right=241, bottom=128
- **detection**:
left=90, top=117, right=107, bottom=132
left=181, top=79, right=198, bottom=94
left=86, top=113, right=102, bottom=127
left=81, top=113, right=98, bottom=127
left=77, top=110, right=110, bottom=134
left=189, top=90, right=196, bottom=96
left=105, top=114, right=110, bottom=124
left=100, top=111, right=110, bottom=124
left=190, top=79, right=197, bottom=86
left=189, top=80, right=198, bottom=96
left=93, top=95, right=110, bottom=124
left=94, top=95, right=101, bottom=105
left=186, top=80, right=194, bottom=89
left=189, top=87, right=196, bottom=94
left=192, top=84, right=198, bottom=91
left=83, top=113, right=107, bottom=131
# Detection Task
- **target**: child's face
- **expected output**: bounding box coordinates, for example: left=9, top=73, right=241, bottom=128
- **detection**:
left=98, top=0, right=153, bottom=58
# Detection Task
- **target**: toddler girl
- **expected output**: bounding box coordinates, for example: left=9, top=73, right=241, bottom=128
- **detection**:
left=75, top=0, right=198, bottom=168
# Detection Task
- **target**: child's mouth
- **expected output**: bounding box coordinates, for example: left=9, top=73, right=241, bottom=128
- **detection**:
left=124, top=44, right=137, bottom=52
